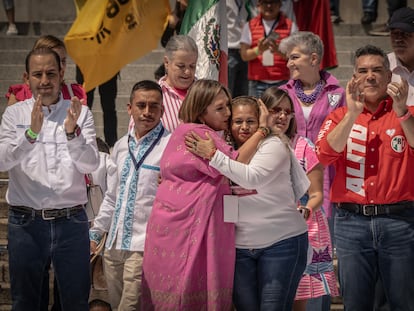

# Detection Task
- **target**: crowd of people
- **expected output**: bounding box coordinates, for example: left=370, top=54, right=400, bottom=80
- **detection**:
left=1, top=1, right=414, bottom=311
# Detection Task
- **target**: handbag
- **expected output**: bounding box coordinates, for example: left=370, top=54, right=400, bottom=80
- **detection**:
left=289, top=148, right=311, bottom=202
left=85, top=174, right=104, bottom=221
left=90, top=233, right=107, bottom=290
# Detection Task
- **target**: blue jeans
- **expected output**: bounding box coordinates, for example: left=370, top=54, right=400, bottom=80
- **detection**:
left=248, top=80, right=287, bottom=98
left=228, top=49, right=248, bottom=97
left=8, top=208, right=90, bottom=311
left=306, top=295, right=331, bottom=311
left=335, top=207, right=414, bottom=311
left=233, top=233, right=308, bottom=311
left=362, top=0, right=377, bottom=14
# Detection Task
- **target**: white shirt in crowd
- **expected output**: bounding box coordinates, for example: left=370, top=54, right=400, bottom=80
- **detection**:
left=210, top=136, right=307, bottom=249
left=90, top=125, right=170, bottom=252
left=388, top=52, right=414, bottom=106
left=0, top=96, right=99, bottom=209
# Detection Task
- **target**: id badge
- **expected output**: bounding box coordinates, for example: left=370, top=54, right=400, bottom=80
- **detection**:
left=223, top=195, right=239, bottom=223
left=262, top=50, right=274, bottom=66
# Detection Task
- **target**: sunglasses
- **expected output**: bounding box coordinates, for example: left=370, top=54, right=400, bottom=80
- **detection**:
left=269, top=107, right=293, bottom=116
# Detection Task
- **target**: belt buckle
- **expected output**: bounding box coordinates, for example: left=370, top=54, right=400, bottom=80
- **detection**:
left=41, top=209, right=56, bottom=220
left=362, top=205, right=378, bottom=216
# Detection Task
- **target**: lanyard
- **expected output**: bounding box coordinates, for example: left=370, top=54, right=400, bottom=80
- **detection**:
left=128, top=127, right=164, bottom=171
left=263, top=18, right=279, bottom=37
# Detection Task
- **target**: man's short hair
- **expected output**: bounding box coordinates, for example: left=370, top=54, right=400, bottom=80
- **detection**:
left=25, top=47, right=62, bottom=73
left=129, top=80, right=163, bottom=103
left=353, top=45, right=390, bottom=71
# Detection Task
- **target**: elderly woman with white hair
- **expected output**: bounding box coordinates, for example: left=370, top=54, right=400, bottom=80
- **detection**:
left=279, top=31, right=343, bottom=311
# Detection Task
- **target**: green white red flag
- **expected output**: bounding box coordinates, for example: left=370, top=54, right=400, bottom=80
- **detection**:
left=180, top=0, right=228, bottom=86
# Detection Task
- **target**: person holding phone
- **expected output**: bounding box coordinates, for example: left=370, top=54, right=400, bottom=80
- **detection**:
left=240, top=0, right=298, bottom=97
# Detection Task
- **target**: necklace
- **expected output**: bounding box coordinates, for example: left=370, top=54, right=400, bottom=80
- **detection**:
left=294, top=79, right=324, bottom=105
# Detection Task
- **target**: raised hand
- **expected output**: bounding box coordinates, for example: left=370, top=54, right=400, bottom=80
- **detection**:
left=30, top=95, right=44, bottom=134
left=387, top=79, right=409, bottom=116
left=257, top=99, right=269, bottom=128
left=64, top=96, right=82, bottom=133
left=346, top=75, right=365, bottom=116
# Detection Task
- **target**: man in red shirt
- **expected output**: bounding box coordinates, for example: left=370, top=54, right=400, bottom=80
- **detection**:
left=316, top=45, right=414, bottom=311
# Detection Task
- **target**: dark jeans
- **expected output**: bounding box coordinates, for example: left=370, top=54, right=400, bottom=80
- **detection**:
left=8, top=208, right=90, bottom=311
left=228, top=49, right=248, bottom=97
left=335, top=207, right=414, bottom=311
left=76, top=67, right=118, bottom=147
left=330, top=0, right=340, bottom=16
left=362, top=0, right=406, bottom=20
left=387, top=0, right=407, bottom=21
left=233, top=233, right=308, bottom=311
left=306, top=295, right=331, bottom=311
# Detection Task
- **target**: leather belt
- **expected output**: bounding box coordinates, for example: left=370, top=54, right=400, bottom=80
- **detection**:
left=10, top=205, right=84, bottom=220
left=338, top=201, right=413, bottom=216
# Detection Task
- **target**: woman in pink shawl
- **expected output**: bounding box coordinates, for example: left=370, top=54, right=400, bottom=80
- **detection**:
left=141, top=79, right=268, bottom=310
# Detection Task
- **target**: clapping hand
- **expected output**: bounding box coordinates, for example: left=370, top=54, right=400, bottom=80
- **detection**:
left=346, top=75, right=365, bottom=116
left=64, top=96, right=82, bottom=133
left=30, top=95, right=44, bottom=134
left=387, top=79, right=409, bottom=116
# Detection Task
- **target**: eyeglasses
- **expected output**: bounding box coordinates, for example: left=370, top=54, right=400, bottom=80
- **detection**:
left=269, top=107, right=293, bottom=116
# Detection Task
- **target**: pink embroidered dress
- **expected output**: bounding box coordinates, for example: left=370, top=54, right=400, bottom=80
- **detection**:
left=293, top=135, right=339, bottom=300
left=141, top=123, right=238, bottom=311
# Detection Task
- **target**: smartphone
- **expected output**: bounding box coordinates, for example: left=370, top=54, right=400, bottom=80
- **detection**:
left=267, top=32, right=279, bottom=41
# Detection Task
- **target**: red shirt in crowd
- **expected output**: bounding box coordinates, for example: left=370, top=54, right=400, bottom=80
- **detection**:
left=316, top=97, right=414, bottom=205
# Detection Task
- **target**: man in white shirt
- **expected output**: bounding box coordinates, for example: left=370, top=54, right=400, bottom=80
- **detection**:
left=388, top=7, right=414, bottom=106
left=0, top=47, right=99, bottom=310
left=89, top=80, right=170, bottom=311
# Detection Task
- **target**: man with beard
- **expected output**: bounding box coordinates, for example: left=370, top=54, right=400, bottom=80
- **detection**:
left=89, top=80, right=170, bottom=311
left=388, top=7, right=414, bottom=106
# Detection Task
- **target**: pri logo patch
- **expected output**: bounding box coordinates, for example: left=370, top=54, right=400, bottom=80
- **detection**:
left=203, top=17, right=221, bottom=70
left=391, top=135, right=406, bottom=153
left=328, top=93, right=341, bottom=107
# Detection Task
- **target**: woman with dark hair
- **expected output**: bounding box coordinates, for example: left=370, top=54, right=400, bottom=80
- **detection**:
left=262, top=86, right=338, bottom=311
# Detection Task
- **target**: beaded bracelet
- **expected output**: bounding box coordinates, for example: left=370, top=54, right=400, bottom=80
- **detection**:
left=397, top=110, right=411, bottom=122
left=257, top=126, right=271, bottom=138
left=254, top=46, right=260, bottom=56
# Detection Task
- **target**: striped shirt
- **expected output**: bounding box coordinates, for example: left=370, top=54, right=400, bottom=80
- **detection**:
left=159, top=76, right=187, bottom=132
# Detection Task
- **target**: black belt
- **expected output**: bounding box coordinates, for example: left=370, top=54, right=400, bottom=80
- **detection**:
left=10, top=205, right=84, bottom=220
left=338, top=201, right=413, bottom=216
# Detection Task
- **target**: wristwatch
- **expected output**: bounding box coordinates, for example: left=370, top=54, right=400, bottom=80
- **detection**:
left=66, top=124, right=81, bottom=141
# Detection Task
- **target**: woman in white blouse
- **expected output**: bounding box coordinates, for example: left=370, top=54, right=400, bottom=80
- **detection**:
left=185, top=94, right=308, bottom=311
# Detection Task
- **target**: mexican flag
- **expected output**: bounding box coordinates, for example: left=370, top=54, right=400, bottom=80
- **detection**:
left=180, top=0, right=228, bottom=86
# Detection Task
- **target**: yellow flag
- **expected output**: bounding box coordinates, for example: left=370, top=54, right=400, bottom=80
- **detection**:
left=65, top=0, right=170, bottom=92
left=73, top=0, right=87, bottom=14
